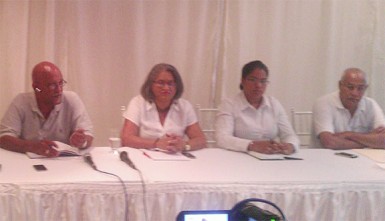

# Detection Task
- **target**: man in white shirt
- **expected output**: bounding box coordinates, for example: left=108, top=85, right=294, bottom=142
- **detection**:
left=312, top=68, right=385, bottom=149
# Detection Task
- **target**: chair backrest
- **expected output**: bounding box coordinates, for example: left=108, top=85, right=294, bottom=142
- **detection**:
left=290, top=108, right=313, bottom=148
left=195, top=104, right=218, bottom=148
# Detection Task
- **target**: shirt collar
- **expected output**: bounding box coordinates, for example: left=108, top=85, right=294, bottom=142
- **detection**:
left=30, top=93, right=63, bottom=117
left=238, top=92, right=270, bottom=111
left=31, top=93, right=40, bottom=114
left=145, top=99, right=180, bottom=112
left=333, top=90, right=366, bottom=113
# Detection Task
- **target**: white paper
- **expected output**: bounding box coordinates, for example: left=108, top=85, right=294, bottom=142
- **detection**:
left=142, top=149, right=190, bottom=161
left=352, top=149, right=385, bottom=163
left=247, top=151, right=285, bottom=160
left=26, top=141, right=84, bottom=158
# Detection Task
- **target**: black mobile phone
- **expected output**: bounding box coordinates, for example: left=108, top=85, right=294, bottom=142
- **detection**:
left=335, top=152, right=358, bottom=158
left=181, top=151, right=196, bottom=159
left=33, top=164, right=47, bottom=171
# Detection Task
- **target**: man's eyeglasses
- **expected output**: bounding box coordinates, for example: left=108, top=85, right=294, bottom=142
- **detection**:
left=341, top=82, right=367, bottom=92
left=246, top=77, right=269, bottom=85
left=153, top=80, right=176, bottom=87
left=47, top=80, right=67, bottom=90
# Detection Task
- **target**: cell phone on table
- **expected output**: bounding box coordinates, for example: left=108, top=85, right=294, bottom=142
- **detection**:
left=181, top=151, right=196, bottom=159
left=335, top=152, right=358, bottom=158
left=33, top=164, right=47, bottom=171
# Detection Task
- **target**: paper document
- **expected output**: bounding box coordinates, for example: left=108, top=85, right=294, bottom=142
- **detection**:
left=376, top=163, right=385, bottom=170
left=26, top=141, right=87, bottom=159
left=352, top=149, right=385, bottom=163
left=247, top=151, right=303, bottom=160
left=142, top=149, right=190, bottom=161
left=247, top=151, right=285, bottom=160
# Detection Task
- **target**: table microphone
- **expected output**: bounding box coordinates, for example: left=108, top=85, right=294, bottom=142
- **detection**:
left=84, top=153, right=97, bottom=170
left=120, top=151, right=137, bottom=170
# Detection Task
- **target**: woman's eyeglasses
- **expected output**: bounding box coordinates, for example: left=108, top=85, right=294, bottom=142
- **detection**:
left=153, top=80, right=176, bottom=87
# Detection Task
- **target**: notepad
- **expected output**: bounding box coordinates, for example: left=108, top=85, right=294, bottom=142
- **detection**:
left=352, top=149, right=385, bottom=163
left=26, top=141, right=85, bottom=158
left=247, top=151, right=285, bottom=160
left=142, top=149, right=190, bottom=161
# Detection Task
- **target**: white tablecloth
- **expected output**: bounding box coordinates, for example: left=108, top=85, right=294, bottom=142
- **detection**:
left=1, top=147, right=385, bottom=221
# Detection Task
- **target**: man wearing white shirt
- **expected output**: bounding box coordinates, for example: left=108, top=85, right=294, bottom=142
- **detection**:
left=312, top=68, right=385, bottom=149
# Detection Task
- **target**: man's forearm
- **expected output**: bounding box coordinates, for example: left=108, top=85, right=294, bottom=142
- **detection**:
left=346, top=132, right=385, bottom=148
left=320, top=132, right=364, bottom=149
left=0, top=135, right=32, bottom=153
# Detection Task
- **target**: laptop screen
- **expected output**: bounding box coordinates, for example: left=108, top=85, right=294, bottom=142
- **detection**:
left=176, top=210, right=230, bottom=221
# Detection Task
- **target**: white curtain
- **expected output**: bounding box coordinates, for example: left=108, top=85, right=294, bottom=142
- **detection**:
left=1, top=0, right=384, bottom=146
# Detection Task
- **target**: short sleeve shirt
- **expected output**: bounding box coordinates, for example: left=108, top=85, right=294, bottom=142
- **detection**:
left=123, top=95, right=197, bottom=139
left=312, top=91, right=385, bottom=148
left=0, top=91, right=93, bottom=144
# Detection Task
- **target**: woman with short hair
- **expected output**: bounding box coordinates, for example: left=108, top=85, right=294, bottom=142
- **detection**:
left=121, top=63, right=206, bottom=153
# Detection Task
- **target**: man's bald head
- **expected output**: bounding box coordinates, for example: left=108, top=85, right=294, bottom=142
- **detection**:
left=340, top=68, right=367, bottom=84
left=31, top=61, right=64, bottom=107
left=32, top=61, right=62, bottom=84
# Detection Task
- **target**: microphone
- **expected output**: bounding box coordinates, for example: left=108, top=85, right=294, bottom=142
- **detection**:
left=83, top=153, right=97, bottom=170
left=120, top=151, right=137, bottom=170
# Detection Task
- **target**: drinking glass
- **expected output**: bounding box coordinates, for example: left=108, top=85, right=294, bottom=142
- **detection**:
left=109, top=128, right=121, bottom=154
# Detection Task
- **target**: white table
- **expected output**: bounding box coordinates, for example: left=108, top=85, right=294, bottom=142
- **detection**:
left=1, top=147, right=385, bottom=221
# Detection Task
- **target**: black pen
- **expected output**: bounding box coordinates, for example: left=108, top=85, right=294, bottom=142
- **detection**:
left=284, top=156, right=303, bottom=160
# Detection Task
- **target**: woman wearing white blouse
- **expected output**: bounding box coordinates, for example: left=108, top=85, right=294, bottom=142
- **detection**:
left=121, top=63, right=206, bottom=153
left=215, top=60, right=299, bottom=155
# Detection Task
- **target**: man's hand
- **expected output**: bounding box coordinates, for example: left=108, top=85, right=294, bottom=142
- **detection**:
left=30, top=140, right=59, bottom=157
left=371, top=126, right=385, bottom=134
left=70, top=129, right=88, bottom=148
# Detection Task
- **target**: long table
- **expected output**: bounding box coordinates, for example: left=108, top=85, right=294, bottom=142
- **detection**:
left=1, top=147, right=385, bottom=221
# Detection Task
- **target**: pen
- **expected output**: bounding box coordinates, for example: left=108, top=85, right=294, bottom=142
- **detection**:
left=284, top=156, right=303, bottom=160
left=142, top=151, right=151, bottom=159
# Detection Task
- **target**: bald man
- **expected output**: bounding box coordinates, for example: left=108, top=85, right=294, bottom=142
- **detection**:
left=312, top=68, right=385, bottom=149
left=0, top=61, right=93, bottom=157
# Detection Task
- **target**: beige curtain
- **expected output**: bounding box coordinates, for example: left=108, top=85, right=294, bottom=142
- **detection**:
left=1, top=0, right=384, bottom=146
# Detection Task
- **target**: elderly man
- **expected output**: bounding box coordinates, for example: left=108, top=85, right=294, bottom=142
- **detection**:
left=0, top=61, right=93, bottom=157
left=312, top=68, right=385, bottom=149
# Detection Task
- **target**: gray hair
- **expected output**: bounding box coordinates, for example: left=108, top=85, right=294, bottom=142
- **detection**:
left=340, top=68, right=367, bottom=84
left=140, top=63, right=184, bottom=102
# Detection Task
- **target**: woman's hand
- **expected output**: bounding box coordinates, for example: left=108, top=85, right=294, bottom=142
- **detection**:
left=156, top=134, right=185, bottom=153
left=248, top=140, right=294, bottom=155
